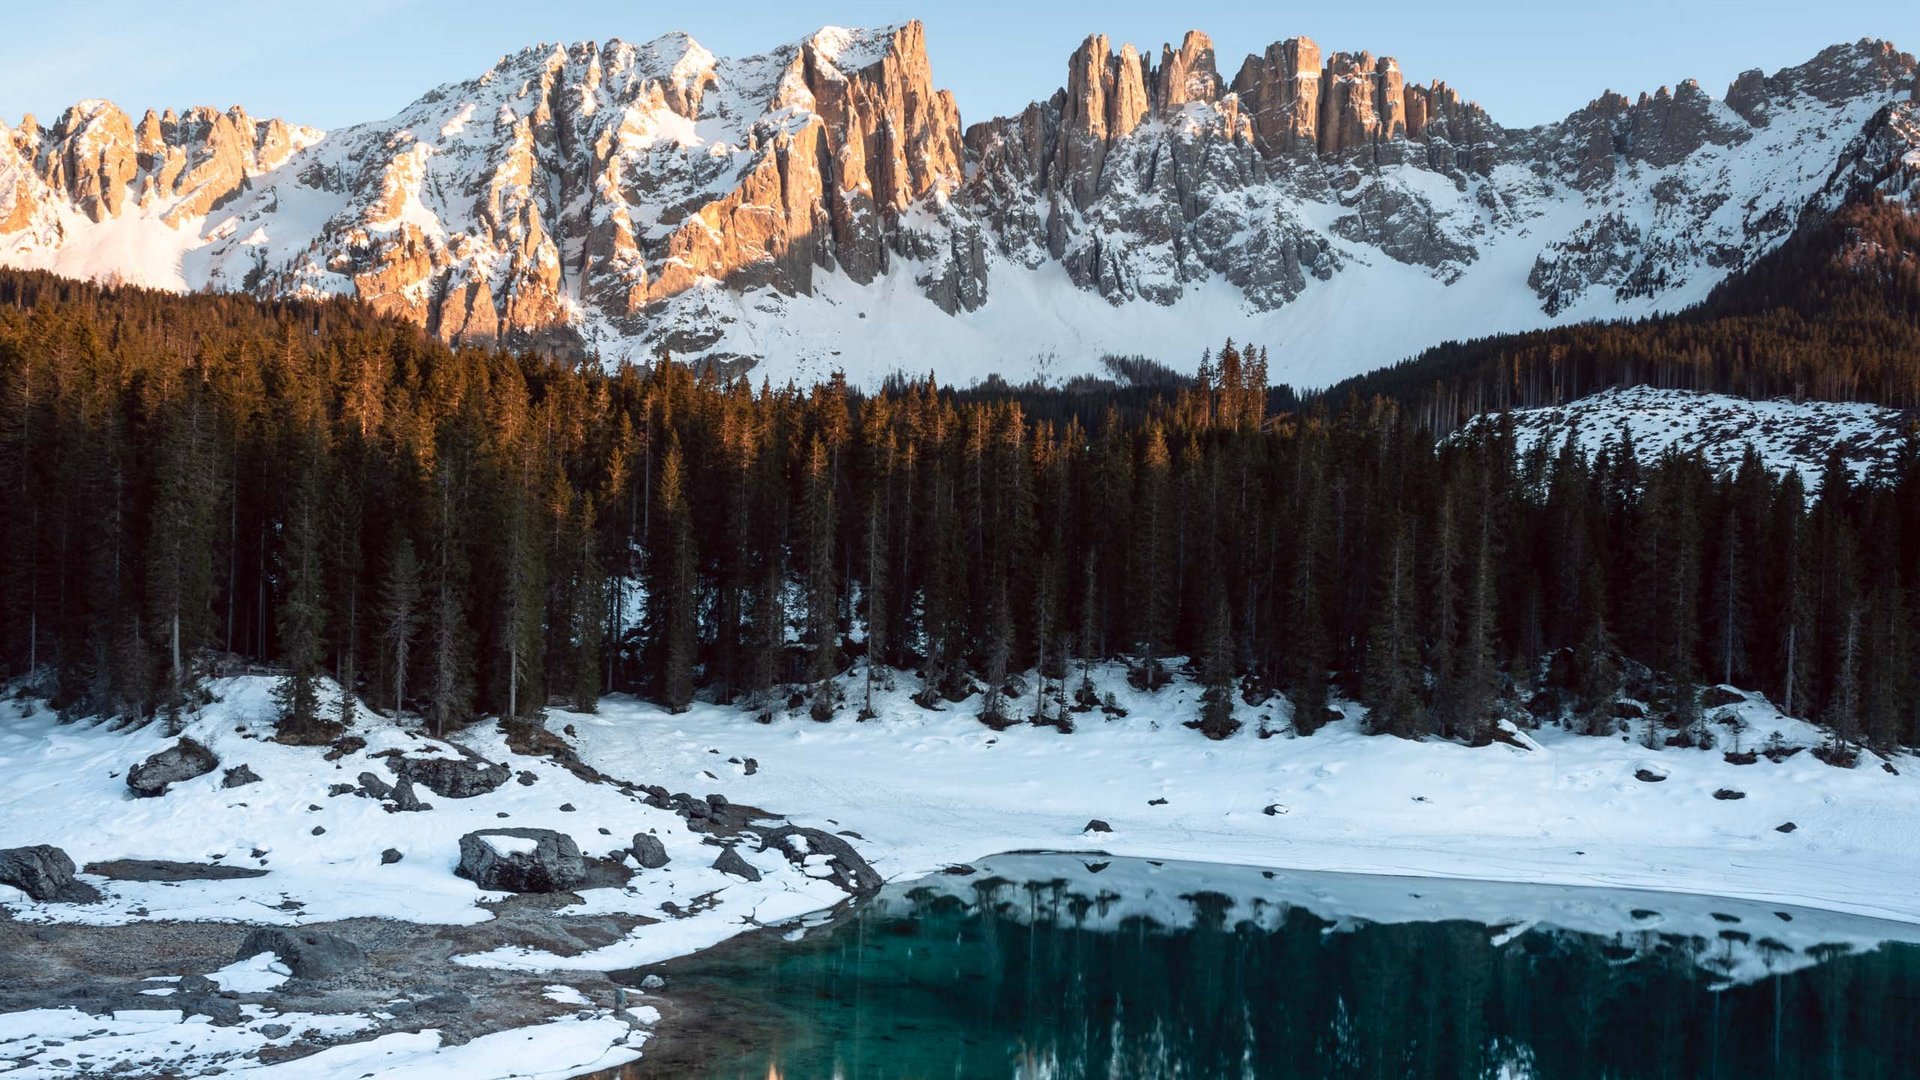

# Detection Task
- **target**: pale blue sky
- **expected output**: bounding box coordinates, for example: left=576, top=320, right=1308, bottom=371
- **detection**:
left=3, top=1, right=1916, bottom=132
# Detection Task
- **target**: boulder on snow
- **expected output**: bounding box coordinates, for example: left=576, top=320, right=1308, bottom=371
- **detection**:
left=1775, top=821, right=1798, bottom=833
left=127, top=737, right=219, bottom=797
left=1633, top=768, right=1667, bottom=783
left=758, top=826, right=883, bottom=895
left=629, top=833, right=670, bottom=870
left=386, top=751, right=510, bottom=799
left=235, top=927, right=366, bottom=980
left=386, top=778, right=429, bottom=813
left=456, top=828, right=585, bottom=892
left=221, top=764, right=261, bottom=789
left=0, top=845, right=101, bottom=903
left=381, top=848, right=404, bottom=865
left=1700, top=686, right=1747, bottom=709
left=356, top=772, right=394, bottom=800
left=1713, top=788, right=1746, bottom=801
left=712, top=846, right=761, bottom=882
left=1083, top=819, right=1113, bottom=834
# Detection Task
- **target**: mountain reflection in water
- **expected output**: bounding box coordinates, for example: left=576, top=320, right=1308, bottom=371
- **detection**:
left=635, top=854, right=1920, bottom=1079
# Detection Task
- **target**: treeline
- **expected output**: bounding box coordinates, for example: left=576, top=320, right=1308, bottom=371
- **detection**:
left=1324, top=197, right=1920, bottom=429
left=1, top=268, right=1917, bottom=752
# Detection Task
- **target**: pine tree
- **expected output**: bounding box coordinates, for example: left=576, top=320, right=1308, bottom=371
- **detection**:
left=425, top=456, right=473, bottom=736
left=274, top=450, right=328, bottom=741
left=381, top=534, right=422, bottom=716
left=1129, top=422, right=1175, bottom=689
left=146, top=377, right=220, bottom=724
left=657, top=436, right=696, bottom=713
left=1196, top=598, right=1239, bottom=739
left=803, top=435, right=838, bottom=720
left=1364, top=521, right=1423, bottom=737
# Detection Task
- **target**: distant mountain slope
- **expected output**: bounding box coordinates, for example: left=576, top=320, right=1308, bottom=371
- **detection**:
left=1326, top=191, right=1920, bottom=427
left=3, top=22, right=1917, bottom=387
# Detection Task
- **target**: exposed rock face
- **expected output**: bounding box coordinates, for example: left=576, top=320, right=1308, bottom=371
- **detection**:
left=126, top=738, right=219, bottom=797
left=757, top=825, right=883, bottom=895
left=386, top=751, right=510, bottom=799
left=234, top=927, right=367, bottom=980
left=0, top=845, right=102, bottom=903
left=2, top=28, right=1917, bottom=383
left=456, top=828, right=586, bottom=892
left=25, top=101, right=311, bottom=226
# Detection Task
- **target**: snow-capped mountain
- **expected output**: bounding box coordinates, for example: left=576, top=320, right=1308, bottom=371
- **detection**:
left=3, top=22, right=1918, bottom=387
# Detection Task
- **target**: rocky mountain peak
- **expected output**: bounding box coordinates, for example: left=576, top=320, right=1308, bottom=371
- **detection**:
left=3, top=24, right=1918, bottom=387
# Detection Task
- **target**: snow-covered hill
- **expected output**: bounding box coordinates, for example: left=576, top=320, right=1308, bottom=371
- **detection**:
left=1458, top=386, right=1918, bottom=490
left=3, top=24, right=1918, bottom=387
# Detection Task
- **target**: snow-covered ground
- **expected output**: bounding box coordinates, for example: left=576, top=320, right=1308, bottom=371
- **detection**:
left=1458, top=385, right=1918, bottom=490
left=554, top=663, right=1920, bottom=929
left=3, top=664, right=1918, bottom=1076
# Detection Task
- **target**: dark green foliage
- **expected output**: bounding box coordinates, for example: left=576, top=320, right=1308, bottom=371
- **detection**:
left=0, top=268, right=1916, bottom=755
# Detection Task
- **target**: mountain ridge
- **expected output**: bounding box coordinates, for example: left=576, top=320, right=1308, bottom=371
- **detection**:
left=2, top=22, right=1917, bottom=387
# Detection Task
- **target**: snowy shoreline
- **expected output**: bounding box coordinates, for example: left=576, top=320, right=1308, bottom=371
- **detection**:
left=553, top=661, right=1920, bottom=932
left=4, top=667, right=1919, bottom=1075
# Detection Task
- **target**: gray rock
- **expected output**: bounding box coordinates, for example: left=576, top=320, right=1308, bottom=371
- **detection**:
left=381, top=848, right=403, bottom=865
left=127, top=737, right=219, bottom=797
left=712, top=846, right=761, bottom=882
left=386, top=751, right=510, bottom=799
left=1713, top=788, right=1747, bottom=801
left=1083, top=819, right=1113, bottom=834
left=257, top=1023, right=292, bottom=1039
left=758, top=826, right=882, bottom=895
left=221, top=764, right=261, bottom=788
left=83, top=859, right=266, bottom=882
left=235, top=927, right=366, bottom=980
left=629, top=833, right=670, bottom=870
left=0, top=845, right=101, bottom=903
left=1634, top=768, right=1667, bottom=783
left=456, top=828, right=585, bottom=892
left=356, top=772, right=394, bottom=800
left=386, top=779, right=428, bottom=813
left=1776, top=821, right=1798, bottom=833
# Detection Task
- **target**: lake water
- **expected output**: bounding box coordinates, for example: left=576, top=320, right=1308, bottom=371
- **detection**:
left=631, top=854, right=1920, bottom=1079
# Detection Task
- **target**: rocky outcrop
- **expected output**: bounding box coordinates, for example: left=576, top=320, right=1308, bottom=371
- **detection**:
left=235, top=927, right=367, bottom=980
left=0, top=845, right=102, bottom=903
left=456, top=828, right=586, bottom=892
left=3, top=27, right=1918, bottom=380
left=385, top=750, right=510, bottom=799
left=126, top=737, right=219, bottom=797
left=757, top=825, right=883, bottom=895
left=22, top=100, right=309, bottom=226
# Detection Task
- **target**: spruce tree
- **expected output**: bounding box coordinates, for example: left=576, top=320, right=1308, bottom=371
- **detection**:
left=1364, top=521, right=1422, bottom=737
left=1196, top=598, right=1239, bottom=739
left=381, top=534, right=422, bottom=716
left=274, top=452, right=328, bottom=741
left=657, top=436, right=696, bottom=713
